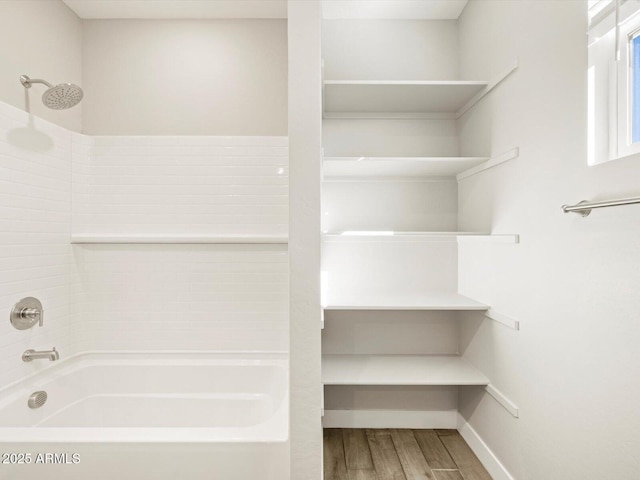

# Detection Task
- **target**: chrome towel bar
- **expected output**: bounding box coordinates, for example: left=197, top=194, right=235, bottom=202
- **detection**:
left=562, top=196, right=640, bottom=217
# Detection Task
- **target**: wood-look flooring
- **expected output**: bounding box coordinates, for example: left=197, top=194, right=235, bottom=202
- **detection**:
left=324, top=429, right=492, bottom=480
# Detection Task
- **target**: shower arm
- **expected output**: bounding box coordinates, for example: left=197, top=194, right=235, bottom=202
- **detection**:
left=20, top=75, right=53, bottom=89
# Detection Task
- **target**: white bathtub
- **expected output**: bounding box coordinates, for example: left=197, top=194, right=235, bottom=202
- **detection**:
left=0, top=352, right=289, bottom=480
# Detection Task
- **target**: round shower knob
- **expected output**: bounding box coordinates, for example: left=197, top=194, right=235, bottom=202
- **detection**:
left=10, top=297, right=44, bottom=330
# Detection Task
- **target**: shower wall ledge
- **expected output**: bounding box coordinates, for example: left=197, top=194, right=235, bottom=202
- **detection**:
left=71, top=234, right=289, bottom=244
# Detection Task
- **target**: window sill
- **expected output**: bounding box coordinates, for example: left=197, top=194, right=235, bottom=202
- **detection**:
left=590, top=149, right=640, bottom=167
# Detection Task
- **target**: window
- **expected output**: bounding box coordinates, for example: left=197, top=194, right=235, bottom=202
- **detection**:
left=587, top=1, right=640, bottom=164
left=615, top=14, right=640, bottom=158
left=631, top=30, right=640, bottom=143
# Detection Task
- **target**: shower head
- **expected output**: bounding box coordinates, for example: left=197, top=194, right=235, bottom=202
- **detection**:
left=20, top=75, right=84, bottom=110
left=42, top=83, right=84, bottom=110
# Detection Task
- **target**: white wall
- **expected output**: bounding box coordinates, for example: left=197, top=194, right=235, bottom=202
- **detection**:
left=323, top=180, right=457, bottom=232
left=81, top=19, right=288, bottom=136
left=0, top=4, right=286, bottom=137
left=457, top=1, right=640, bottom=479
left=288, top=2, right=323, bottom=479
left=323, top=310, right=459, bottom=355
left=323, top=118, right=459, bottom=157
left=0, top=101, right=75, bottom=386
left=0, top=1, right=82, bottom=132
left=322, top=20, right=459, bottom=81
left=322, top=239, right=458, bottom=302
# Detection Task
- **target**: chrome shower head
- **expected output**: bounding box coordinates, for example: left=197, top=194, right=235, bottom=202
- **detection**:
left=42, top=83, right=84, bottom=110
left=20, top=75, right=84, bottom=110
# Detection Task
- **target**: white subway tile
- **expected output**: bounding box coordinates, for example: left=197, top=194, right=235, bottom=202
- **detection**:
left=1, top=109, right=290, bottom=385
left=0, top=108, right=73, bottom=384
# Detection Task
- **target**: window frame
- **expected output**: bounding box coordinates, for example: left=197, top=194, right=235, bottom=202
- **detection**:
left=615, top=16, right=640, bottom=158
left=630, top=28, right=640, bottom=144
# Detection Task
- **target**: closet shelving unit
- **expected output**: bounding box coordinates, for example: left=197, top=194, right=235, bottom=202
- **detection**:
left=320, top=21, right=516, bottom=425
left=320, top=79, right=503, bottom=392
left=320, top=83, right=500, bottom=392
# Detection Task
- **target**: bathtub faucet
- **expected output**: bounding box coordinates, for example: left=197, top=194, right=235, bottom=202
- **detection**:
left=22, top=347, right=59, bottom=362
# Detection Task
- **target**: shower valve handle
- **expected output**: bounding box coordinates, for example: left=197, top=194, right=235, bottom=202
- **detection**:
left=10, top=297, right=44, bottom=330
left=20, top=307, right=43, bottom=327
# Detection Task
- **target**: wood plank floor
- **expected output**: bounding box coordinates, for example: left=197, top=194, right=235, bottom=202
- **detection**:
left=324, top=429, right=492, bottom=480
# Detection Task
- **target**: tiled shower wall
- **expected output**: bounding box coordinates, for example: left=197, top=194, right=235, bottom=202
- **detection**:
left=69, top=243, right=288, bottom=351
left=71, top=136, right=288, bottom=236
left=70, top=136, right=288, bottom=351
left=0, top=101, right=289, bottom=385
left=0, top=103, right=74, bottom=386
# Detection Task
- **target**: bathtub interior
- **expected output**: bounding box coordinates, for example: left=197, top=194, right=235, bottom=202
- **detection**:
left=0, top=352, right=288, bottom=442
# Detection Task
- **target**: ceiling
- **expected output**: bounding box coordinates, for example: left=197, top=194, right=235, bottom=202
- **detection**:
left=322, top=1, right=468, bottom=20
left=62, top=0, right=468, bottom=20
left=62, top=1, right=288, bottom=19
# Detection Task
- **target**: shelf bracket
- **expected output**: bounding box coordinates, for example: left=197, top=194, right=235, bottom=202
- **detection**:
left=485, top=308, right=520, bottom=331
left=456, top=147, right=520, bottom=181
left=485, top=384, right=519, bottom=418
left=456, top=58, right=519, bottom=119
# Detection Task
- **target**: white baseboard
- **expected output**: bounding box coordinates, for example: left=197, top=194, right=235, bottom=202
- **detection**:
left=457, top=413, right=515, bottom=480
left=322, top=410, right=457, bottom=429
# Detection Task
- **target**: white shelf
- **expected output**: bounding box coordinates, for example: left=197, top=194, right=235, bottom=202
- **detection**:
left=322, top=354, right=489, bottom=386
left=323, top=292, right=489, bottom=311
left=323, top=156, right=489, bottom=178
left=323, top=80, right=488, bottom=116
left=323, top=232, right=519, bottom=243
left=70, top=234, right=289, bottom=244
